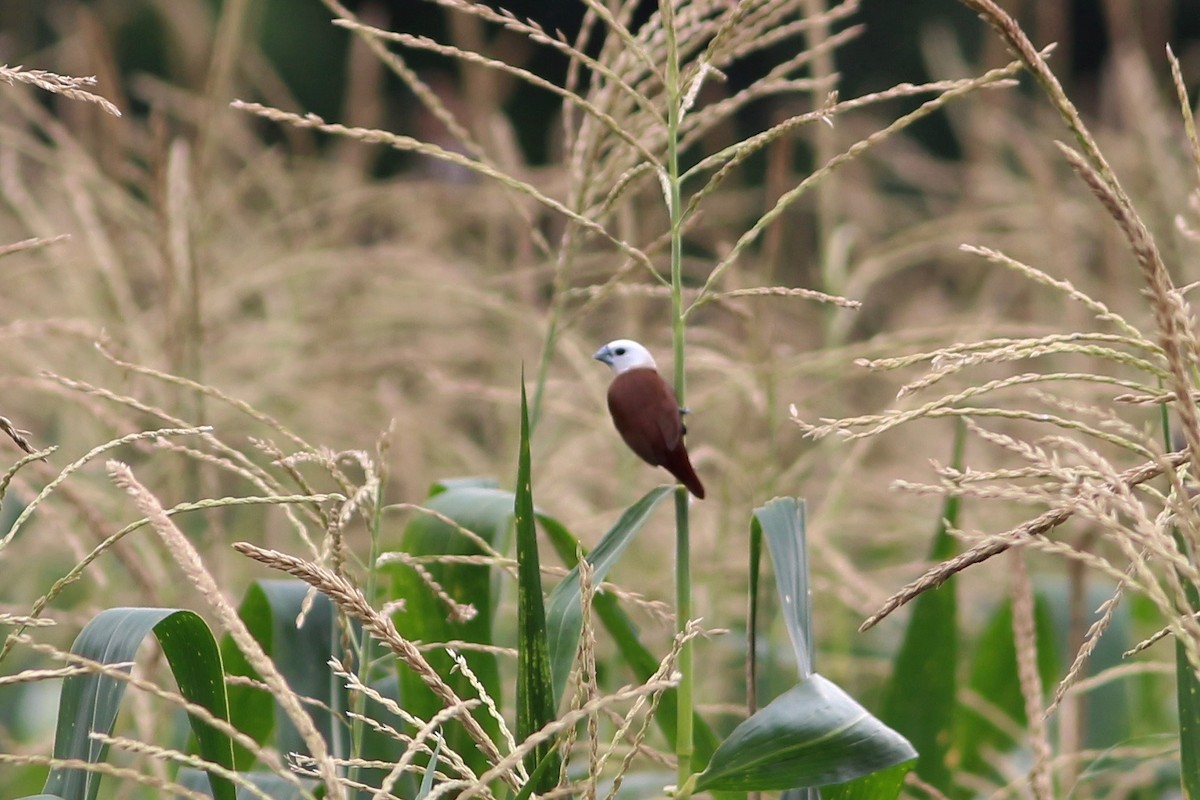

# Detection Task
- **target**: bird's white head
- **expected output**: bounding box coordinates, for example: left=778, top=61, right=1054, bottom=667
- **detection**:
left=593, top=339, right=657, bottom=374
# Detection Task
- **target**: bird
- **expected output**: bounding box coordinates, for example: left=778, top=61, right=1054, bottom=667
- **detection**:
left=593, top=339, right=705, bottom=499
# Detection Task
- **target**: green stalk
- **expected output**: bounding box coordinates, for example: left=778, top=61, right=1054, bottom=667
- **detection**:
left=660, top=1, right=694, bottom=792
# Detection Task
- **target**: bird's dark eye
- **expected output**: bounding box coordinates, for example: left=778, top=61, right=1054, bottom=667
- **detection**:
left=615, top=347, right=626, bottom=355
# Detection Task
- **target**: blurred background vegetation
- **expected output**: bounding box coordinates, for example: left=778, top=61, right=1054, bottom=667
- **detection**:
left=2, top=0, right=1200, bottom=796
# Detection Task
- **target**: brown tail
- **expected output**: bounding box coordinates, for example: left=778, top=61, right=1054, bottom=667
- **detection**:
left=663, top=444, right=705, bottom=499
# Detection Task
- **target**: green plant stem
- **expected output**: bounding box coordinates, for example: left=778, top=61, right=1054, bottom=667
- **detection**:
left=674, top=487, right=693, bottom=784
left=661, top=1, right=694, bottom=793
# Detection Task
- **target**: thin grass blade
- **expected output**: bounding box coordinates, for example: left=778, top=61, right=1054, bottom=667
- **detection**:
left=416, top=737, right=442, bottom=799
left=820, top=761, right=912, bottom=799
left=511, top=741, right=563, bottom=800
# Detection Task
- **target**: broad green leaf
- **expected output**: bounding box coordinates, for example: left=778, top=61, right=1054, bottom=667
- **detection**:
left=693, top=673, right=917, bottom=792
left=879, top=422, right=964, bottom=793
left=222, top=581, right=404, bottom=793
left=749, top=498, right=912, bottom=798
left=220, top=584, right=277, bottom=769
left=238, top=581, right=340, bottom=759
left=957, top=594, right=1059, bottom=781
left=539, top=498, right=725, bottom=777
left=545, top=485, right=672, bottom=705
left=754, top=498, right=815, bottom=800
left=514, top=377, right=560, bottom=789
left=385, top=485, right=511, bottom=780
left=820, top=761, right=912, bottom=800
left=754, top=497, right=811, bottom=676
left=44, top=608, right=235, bottom=800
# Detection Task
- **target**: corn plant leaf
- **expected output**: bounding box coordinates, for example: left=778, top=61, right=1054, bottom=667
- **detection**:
left=705, top=499, right=915, bottom=794
left=545, top=485, right=673, bottom=706
left=879, top=422, right=964, bottom=793
left=540, top=509, right=725, bottom=777
left=219, top=583, right=277, bottom=768
left=511, top=740, right=563, bottom=800
left=820, top=761, right=912, bottom=799
left=1175, top=528, right=1200, bottom=800
left=693, top=673, right=917, bottom=792
left=385, top=484, right=511, bottom=779
left=754, top=497, right=812, bottom=676
left=431, top=477, right=500, bottom=495
left=233, top=582, right=343, bottom=758
left=43, top=607, right=236, bottom=800
left=1178, top=592, right=1200, bottom=799
left=957, top=594, right=1058, bottom=780
left=221, top=580, right=405, bottom=793
left=514, top=376, right=560, bottom=788
left=416, top=738, right=442, bottom=800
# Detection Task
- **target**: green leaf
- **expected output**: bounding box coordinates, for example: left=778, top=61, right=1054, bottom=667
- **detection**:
left=416, top=738, right=442, bottom=799
left=386, top=485, right=511, bottom=780
left=240, top=581, right=341, bottom=758
left=511, top=741, right=563, bottom=800
left=1178, top=602, right=1200, bottom=799
left=747, top=496, right=764, bottom=703
left=754, top=497, right=812, bottom=676
left=545, top=485, right=673, bottom=705
left=220, top=584, right=276, bottom=769
left=430, top=477, right=500, bottom=496
left=222, top=581, right=405, bottom=792
left=514, top=376, right=560, bottom=789
left=820, top=761, right=912, bottom=800
left=879, top=421, right=964, bottom=793
left=694, top=673, right=916, bottom=792
left=957, top=593, right=1059, bottom=780
left=43, top=607, right=236, bottom=800
left=540, top=509, right=724, bottom=777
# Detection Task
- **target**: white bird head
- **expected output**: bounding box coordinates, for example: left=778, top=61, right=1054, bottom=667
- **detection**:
left=593, top=339, right=657, bottom=374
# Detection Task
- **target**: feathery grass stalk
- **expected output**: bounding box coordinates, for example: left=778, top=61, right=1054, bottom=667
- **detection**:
left=348, top=450, right=387, bottom=790
left=659, top=1, right=695, bottom=793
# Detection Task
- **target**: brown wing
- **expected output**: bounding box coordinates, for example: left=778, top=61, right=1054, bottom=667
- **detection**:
left=607, top=369, right=706, bottom=498
left=607, top=368, right=682, bottom=466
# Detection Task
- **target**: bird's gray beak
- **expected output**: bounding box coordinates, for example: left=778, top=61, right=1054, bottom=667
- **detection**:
left=593, top=345, right=613, bottom=365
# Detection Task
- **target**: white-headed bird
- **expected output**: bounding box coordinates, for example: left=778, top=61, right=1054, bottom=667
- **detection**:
left=594, top=339, right=705, bottom=499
